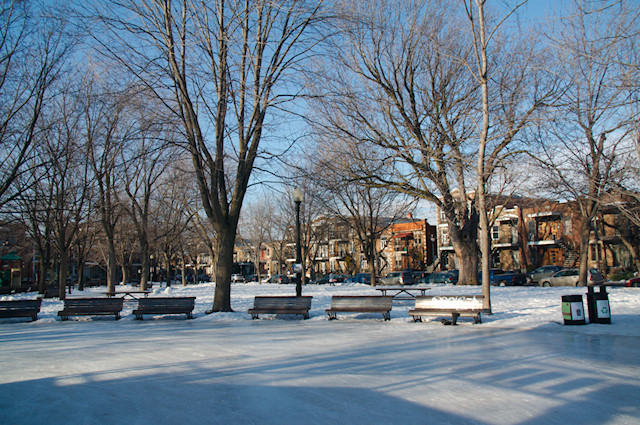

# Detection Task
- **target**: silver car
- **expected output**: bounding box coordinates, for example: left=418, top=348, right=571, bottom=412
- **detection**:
left=540, top=268, right=605, bottom=287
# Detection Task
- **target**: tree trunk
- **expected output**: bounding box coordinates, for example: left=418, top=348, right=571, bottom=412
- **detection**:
left=58, top=251, right=69, bottom=300
left=455, top=240, right=479, bottom=286
left=578, top=221, right=591, bottom=285
left=140, top=241, right=150, bottom=291
left=619, top=236, right=640, bottom=275
left=210, top=228, right=234, bottom=312
left=107, top=241, right=117, bottom=294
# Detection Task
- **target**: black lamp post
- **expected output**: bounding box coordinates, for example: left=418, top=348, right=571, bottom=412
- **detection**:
left=292, top=188, right=304, bottom=297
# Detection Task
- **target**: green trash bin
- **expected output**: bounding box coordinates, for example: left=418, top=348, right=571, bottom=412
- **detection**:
left=586, top=286, right=611, bottom=324
left=562, top=295, right=586, bottom=325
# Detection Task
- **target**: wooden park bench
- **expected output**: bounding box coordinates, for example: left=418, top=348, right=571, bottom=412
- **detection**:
left=409, top=295, right=484, bottom=325
left=248, top=296, right=312, bottom=319
left=132, top=297, right=196, bottom=320
left=326, top=295, right=393, bottom=321
left=0, top=299, right=42, bottom=322
left=58, top=298, right=124, bottom=321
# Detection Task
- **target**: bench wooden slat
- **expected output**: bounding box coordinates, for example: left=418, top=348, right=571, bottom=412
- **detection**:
left=325, top=296, right=393, bottom=321
left=0, top=299, right=42, bottom=321
left=409, top=295, right=484, bottom=325
left=133, top=297, right=196, bottom=320
left=58, top=298, right=124, bottom=321
left=248, top=296, right=312, bottom=319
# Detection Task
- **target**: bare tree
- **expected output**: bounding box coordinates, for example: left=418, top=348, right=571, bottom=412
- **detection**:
left=150, top=165, right=195, bottom=287
left=534, top=0, right=638, bottom=285
left=83, top=77, right=129, bottom=295
left=239, top=195, right=278, bottom=283
left=44, top=91, right=92, bottom=298
left=463, top=0, right=555, bottom=312
left=91, top=0, right=325, bottom=311
left=312, top=0, right=484, bottom=286
left=14, top=152, right=55, bottom=294
left=304, top=136, right=413, bottom=285
left=0, top=1, right=69, bottom=205
left=120, top=92, right=176, bottom=290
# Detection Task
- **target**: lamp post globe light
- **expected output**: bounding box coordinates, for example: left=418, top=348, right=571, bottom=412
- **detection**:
left=292, top=188, right=304, bottom=297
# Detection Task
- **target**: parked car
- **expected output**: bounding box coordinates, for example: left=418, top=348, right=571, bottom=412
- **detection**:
left=328, top=274, right=348, bottom=284
left=379, top=271, right=415, bottom=286
left=349, top=273, right=372, bottom=285
left=231, top=274, right=245, bottom=283
left=485, top=269, right=528, bottom=286
left=417, top=271, right=457, bottom=285
left=540, top=268, right=605, bottom=287
left=626, top=276, right=640, bottom=287
left=311, top=274, right=330, bottom=284
left=265, top=274, right=289, bottom=284
left=528, top=265, right=565, bottom=284
left=311, top=273, right=346, bottom=284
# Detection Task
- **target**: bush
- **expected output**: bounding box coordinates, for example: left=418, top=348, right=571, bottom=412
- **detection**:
left=608, top=271, right=634, bottom=282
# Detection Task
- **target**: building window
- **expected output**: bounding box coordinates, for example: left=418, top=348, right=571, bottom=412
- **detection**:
left=563, top=217, right=572, bottom=235
left=492, top=225, right=499, bottom=241
left=441, top=228, right=449, bottom=246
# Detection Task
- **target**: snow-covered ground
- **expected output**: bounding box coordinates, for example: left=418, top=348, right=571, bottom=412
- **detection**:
left=1, top=282, right=639, bottom=424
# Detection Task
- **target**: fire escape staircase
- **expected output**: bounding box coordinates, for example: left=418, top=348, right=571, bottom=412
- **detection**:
left=557, top=239, right=579, bottom=268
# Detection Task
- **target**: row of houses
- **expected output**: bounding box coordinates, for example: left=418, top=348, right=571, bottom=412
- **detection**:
left=2, top=195, right=635, bottom=288
left=437, top=196, right=634, bottom=275
left=234, top=195, right=636, bottom=279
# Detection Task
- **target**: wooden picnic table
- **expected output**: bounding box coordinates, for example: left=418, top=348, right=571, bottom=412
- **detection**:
left=103, top=290, right=150, bottom=300
left=374, top=286, right=431, bottom=299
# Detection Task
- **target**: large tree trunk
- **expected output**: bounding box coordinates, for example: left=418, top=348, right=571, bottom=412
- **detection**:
left=455, top=240, right=479, bottom=286
left=210, top=228, right=235, bottom=312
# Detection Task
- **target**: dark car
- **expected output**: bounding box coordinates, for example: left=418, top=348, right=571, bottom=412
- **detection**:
left=485, top=269, right=528, bottom=286
left=265, top=274, right=290, bottom=284
left=311, top=274, right=330, bottom=284
left=528, top=265, right=565, bottom=284
left=328, top=274, right=348, bottom=284
left=349, top=273, right=372, bottom=285
left=417, top=271, right=457, bottom=285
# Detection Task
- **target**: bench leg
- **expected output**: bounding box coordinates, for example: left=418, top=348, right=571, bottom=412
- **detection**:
left=327, top=313, right=336, bottom=320
left=135, top=314, right=143, bottom=320
left=474, top=314, right=482, bottom=324
left=383, top=312, right=390, bottom=321
left=451, top=313, right=460, bottom=326
left=303, top=313, right=309, bottom=319
left=115, top=313, right=120, bottom=320
left=412, top=316, right=422, bottom=322
left=186, top=312, right=193, bottom=319
left=251, top=314, right=259, bottom=319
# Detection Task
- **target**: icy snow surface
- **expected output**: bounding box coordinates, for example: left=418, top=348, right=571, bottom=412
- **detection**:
left=1, top=282, right=639, bottom=425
